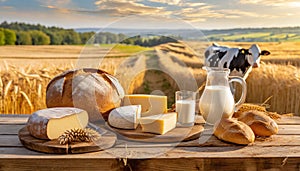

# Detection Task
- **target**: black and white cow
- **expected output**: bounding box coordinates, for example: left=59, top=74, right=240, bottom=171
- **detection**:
left=204, top=43, right=270, bottom=76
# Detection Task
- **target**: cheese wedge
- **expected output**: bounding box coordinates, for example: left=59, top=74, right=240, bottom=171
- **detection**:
left=139, top=112, right=177, bottom=135
left=122, top=94, right=167, bottom=117
left=27, top=107, right=88, bottom=140
left=108, top=105, right=141, bottom=129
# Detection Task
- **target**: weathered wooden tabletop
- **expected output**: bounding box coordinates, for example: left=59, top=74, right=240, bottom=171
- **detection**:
left=0, top=114, right=300, bottom=171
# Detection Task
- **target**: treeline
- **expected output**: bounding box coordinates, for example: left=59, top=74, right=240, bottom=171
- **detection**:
left=0, top=21, right=180, bottom=46
left=121, top=35, right=179, bottom=47
left=0, top=21, right=128, bottom=45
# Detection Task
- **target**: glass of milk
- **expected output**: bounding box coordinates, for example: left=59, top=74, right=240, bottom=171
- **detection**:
left=175, top=90, right=196, bottom=127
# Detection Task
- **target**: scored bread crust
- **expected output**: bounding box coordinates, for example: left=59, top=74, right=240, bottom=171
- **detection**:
left=237, top=110, right=278, bottom=136
left=214, top=118, right=255, bottom=145
left=46, top=68, right=124, bottom=121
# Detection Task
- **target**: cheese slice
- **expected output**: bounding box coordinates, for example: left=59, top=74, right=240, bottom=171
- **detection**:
left=122, top=94, right=167, bottom=117
left=139, top=112, right=177, bottom=135
left=108, top=105, right=141, bottom=129
left=27, top=107, right=88, bottom=140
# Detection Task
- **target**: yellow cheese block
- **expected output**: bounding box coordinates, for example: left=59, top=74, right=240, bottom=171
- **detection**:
left=139, top=112, right=177, bottom=135
left=122, top=94, right=167, bottom=117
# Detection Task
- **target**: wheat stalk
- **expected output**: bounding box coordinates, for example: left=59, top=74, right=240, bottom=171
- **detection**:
left=20, top=91, right=34, bottom=113
left=4, top=80, right=12, bottom=97
left=0, top=76, right=3, bottom=96
left=3, top=60, right=9, bottom=72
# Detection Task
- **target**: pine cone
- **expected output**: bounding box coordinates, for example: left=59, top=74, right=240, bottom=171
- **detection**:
left=58, top=128, right=101, bottom=145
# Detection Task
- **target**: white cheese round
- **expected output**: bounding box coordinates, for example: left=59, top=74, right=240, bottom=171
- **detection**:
left=108, top=105, right=141, bottom=129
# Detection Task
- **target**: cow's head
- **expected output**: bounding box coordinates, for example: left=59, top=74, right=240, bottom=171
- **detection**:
left=247, top=44, right=270, bottom=68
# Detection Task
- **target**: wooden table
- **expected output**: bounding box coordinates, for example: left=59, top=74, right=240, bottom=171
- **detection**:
left=1, top=114, right=300, bottom=171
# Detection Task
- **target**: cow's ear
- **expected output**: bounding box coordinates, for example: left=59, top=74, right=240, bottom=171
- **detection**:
left=261, top=50, right=270, bottom=56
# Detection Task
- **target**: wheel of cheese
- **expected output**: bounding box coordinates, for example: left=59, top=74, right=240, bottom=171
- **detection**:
left=27, top=107, right=89, bottom=140
left=108, top=105, right=141, bottom=129
left=46, top=68, right=125, bottom=121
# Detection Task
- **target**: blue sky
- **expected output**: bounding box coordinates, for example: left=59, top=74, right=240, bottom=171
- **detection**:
left=0, top=0, right=299, bottom=29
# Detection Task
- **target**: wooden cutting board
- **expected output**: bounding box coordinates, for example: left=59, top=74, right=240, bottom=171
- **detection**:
left=18, top=126, right=116, bottom=154
left=107, top=123, right=204, bottom=143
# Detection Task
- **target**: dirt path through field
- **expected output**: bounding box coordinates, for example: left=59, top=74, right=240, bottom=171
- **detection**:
left=115, top=44, right=202, bottom=107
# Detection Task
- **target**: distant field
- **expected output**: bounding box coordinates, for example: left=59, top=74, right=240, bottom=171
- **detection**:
left=0, top=42, right=300, bottom=116
left=207, top=32, right=300, bottom=42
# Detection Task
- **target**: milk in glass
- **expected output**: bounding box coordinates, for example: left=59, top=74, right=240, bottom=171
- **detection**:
left=176, top=100, right=195, bottom=125
left=175, top=90, right=196, bottom=127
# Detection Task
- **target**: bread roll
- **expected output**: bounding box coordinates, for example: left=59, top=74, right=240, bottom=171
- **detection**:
left=237, top=110, right=278, bottom=137
left=46, top=68, right=124, bottom=121
left=214, top=118, right=255, bottom=145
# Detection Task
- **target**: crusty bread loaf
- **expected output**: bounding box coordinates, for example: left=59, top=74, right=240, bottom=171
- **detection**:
left=46, top=68, right=124, bottom=121
left=214, top=118, right=255, bottom=145
left=237, top=110, right=278, bottom=137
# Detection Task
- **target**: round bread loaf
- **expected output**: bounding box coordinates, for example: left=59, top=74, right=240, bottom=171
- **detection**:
left=46, top=68, right=124, bottom=121
left=214, top=118, right=255, bottom=145
left=237, top=110, right=278, bottom=137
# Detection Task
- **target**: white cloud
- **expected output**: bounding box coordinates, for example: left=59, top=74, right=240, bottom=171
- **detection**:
left=239, top=0, right=300, bottom=7
left=183, top=3, right=206, bottom=7
left=39, top=0, right=72, bottom=7
left=173, top=5, right=224, bottom=22
left=94, top=0, right=170, bottom=17
left=147, top=0, right=182, bottom=5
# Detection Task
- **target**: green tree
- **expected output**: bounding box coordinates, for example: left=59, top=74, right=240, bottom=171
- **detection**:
left=3, top=29, right=16, bottom=45
left=62, top=30, right=81, bottom=45
left=79, top=32, right=95, bottom=44
left=16, top=31, right=32, bottom=45
left=0, top=29, right=5, bottom=45
left=95, top=32, right=107, bottom=44
left=118, top=33, right=127, bottom=42
left=30, top=30, right=50, bottom=45
left=46, top=31, right=64, bottom=45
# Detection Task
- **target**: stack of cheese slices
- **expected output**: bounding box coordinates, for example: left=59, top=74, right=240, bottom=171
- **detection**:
left=108, top=94, right=178, bottom=135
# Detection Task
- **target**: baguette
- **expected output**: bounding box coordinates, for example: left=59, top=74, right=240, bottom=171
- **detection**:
left=214, top=118, right=255, bottom=145
left=237, top=110, right=278, bottom=137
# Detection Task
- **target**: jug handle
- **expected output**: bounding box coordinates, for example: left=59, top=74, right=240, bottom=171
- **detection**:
left=228, top=76, right=247, bottom=111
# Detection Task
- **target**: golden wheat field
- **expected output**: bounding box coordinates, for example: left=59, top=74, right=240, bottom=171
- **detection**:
left=0, top=42, right=300, bottom=116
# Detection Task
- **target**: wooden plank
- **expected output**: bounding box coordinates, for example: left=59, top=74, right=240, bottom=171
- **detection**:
left=278, top=125, right=300, bottom=135
left=0, top=158, right=124, bottom=171
left=0, top=135, right=22, bottom=147
left=0, top=115, right=29, bottom=124
left=0, top=125, right=24, bottom=135
left=128, top=157, right=300, bottom=171
left=0, top=146, right=300, bottom=171
left=0, top=147, right=116, bottom=158
left=179, top=134, right=300, bottom=147
left=1, top=146, right=300, bottom=159
left=277, top=116, right=300, bottom=125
